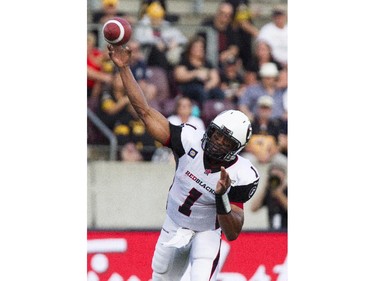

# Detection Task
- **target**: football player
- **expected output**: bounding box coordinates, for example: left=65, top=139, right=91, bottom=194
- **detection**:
left=108, top=44, right=259, bottom=281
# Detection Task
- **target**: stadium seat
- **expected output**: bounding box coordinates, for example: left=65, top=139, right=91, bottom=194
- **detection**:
left=147, top=66, right=171, bottom=104
left=160, top=97, right=178, bottom=117
left=201, top=99, right=237, bottom=127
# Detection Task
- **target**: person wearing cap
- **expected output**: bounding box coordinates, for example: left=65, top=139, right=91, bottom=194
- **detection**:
left=240, top=95, right=287, bottom=220
left=257, top=6, right=288, bottom=66
left=91, top=0, right=129, bottom=25
left=133, top=1, right=187, bottom=71
left=241, top=95, right=287, bottom=166
left=228, top=0, right=259, bottom=70
left=239, top=62, right=286, bottom=120
left=243, top=40, right=284, bottom=86
left=90, top=0, right=137, bottom=51
left=138, top=0, right=168, bottom=20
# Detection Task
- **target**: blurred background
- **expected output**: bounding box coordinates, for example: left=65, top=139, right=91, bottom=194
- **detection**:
left=87, top=0, right=288, bottom=232
left=87, top=0, right=288, bottom=279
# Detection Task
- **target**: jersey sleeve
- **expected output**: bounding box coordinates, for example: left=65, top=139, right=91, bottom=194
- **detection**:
left=228, top=164, right=259, bottom=204
left=166, top=122, right=203, bottom=159
left=165, top=123, right=184, bottom=157
left=228, top=180, right=259, bottom=203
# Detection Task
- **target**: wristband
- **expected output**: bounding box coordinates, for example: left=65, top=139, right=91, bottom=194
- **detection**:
left=215, top=192, right=231, bottom=214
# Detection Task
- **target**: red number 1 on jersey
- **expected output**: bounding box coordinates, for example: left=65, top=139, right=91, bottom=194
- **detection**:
left=178, top=188, right=203, bottom=216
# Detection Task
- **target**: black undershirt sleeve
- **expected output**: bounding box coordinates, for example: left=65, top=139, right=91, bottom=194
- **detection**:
left=166, top=123, right=185, bottom=158
left=228, top=180, right=259, bottom=203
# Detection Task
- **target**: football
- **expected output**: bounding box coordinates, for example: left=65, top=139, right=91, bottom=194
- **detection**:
left=102, top=17, right=132, bottom=46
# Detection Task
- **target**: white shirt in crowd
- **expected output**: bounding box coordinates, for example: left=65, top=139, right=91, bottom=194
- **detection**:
left=258, top=22, right=288, bottom=65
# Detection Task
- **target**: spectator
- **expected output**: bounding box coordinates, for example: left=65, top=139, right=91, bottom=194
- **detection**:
left=173, top=35, right=225, bottom=108
left=276, top=65, right=288, bottom=122
left=257, top=6, right=288, bottom=67
left=243, top=40, right=283, bottom=86
left=138, top=0, right=179, bottom=23
left=167, top=96, right=205, bottom=130
left=240, top=95, right=287, bottom=167
left=96, top=72, right=162, bottom=160
left=250, top=162, right=287, bottom=230
left=96, top=72, right=130, bottom=131
left=153, top=95, right=206, bottom=164
left=87, top=32, right=112, bottom=99
left=117, top=102, right=162, bottom=161
left=87, top=33, right=115, bottom=145
left=133, top=1, right=187, bottom=103
left=92, top=0, right=135, bottom=25
left=90, top=0, right=136, bottom=46
left=198, top=1, right=240, bottom=67
left=219, top=56, right=246, bottom=105
left=275, top=66, right=287, bottom=157
left=120, top=142, right=144, bottom=162
left=276, top=66, right=288, bottom=93
left=279, top=90, right=288, bottom=158
left=239, top=62, right=285, bottom=120
left=138, top=0, right=168, bottom=19
left=282, top=88, right=288, bottom=122
left=133, top=1, right=187, bottom=71
left=227, top=0, right=259, bottom=69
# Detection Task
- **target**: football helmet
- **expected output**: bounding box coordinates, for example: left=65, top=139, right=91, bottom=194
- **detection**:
left=201, top=110, right=252, bottom=161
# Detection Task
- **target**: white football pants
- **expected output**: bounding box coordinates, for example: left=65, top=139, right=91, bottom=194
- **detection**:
left=152, top=215, right=222, bottom=281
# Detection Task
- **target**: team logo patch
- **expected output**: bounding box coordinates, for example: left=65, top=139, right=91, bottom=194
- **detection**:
left=188, top=148, right=198, bottom=159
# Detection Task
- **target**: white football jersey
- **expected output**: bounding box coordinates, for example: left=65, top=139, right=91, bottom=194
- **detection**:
left=165, top=123, right=259, bottom=232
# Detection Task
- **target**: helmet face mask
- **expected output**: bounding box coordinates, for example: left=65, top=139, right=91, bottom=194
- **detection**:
left=203, top=124, right=240, bottom=161
left=201, top=110, right=252, bottom=162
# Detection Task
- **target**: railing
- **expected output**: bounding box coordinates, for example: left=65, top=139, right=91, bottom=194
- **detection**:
left=87, top=107, right=118, bottom=161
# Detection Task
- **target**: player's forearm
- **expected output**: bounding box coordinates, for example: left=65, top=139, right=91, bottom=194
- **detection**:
left=118, top=65, right=151, bottom=119
left=117, top=65, right=170, bottom=144
left=215, top=194, right=244, bottom=241
left=218, top=209, right=244, bottom=241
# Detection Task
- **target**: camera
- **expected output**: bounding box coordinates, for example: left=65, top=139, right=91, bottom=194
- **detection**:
left=267, top=174, right=281, bottom=190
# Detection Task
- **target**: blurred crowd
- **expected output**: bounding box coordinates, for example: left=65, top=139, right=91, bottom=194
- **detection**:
left=88, top=0, right=288, bottom=231
left=87, top=0, right=288, bottom=170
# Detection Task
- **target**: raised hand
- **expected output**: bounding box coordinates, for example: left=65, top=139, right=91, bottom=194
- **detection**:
left=107, top=44, right=132, bottom=68
left=216, top=166, right=231, bottom=195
